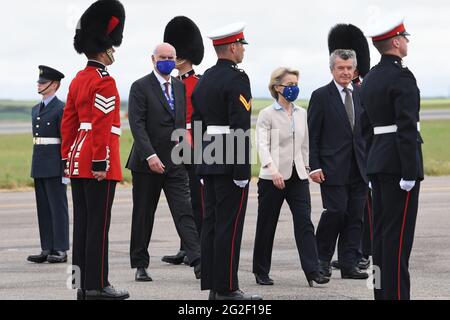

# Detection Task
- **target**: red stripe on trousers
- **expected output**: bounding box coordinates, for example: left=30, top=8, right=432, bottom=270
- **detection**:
left=229, top=189, right=246, bottom=291
left=367, top=195, right=373, bottom=241
left=397, top=191, right=411, bottom=300
left=101, top=181, right=111, bottom=288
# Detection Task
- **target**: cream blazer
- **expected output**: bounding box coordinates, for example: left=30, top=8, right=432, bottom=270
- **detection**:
left=256, top=102, right=309, bottom=180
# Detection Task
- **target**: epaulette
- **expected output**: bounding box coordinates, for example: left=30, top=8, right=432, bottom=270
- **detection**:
left=230, top=64, right=245, bottom=73
left=96, top=68, right=110, bottom=78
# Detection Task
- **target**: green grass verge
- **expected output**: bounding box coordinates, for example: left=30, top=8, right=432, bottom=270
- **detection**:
left=0, top=120, right=449, bottom=189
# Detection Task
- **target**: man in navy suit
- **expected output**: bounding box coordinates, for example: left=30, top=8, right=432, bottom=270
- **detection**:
left=308, top=50, right=368, bottom=279
left=28, top=65, right=69, bottom=264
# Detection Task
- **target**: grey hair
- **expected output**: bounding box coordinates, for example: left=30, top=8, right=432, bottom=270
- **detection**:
left=329, top=49, right=357, bottom=70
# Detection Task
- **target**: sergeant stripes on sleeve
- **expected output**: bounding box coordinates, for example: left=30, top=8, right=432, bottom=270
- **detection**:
left=94, top=94, right=116, bottom=114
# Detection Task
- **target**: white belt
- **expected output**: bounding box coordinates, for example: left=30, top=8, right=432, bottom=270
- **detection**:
left=186, top=123, right=192, bottom=130
left=33, top=137, right=61, bottom=145
left=373, top=122, right=421, bottom=135
left=206, top=125, right=230, bottom=134
left=79, top=122, right=122, bottom=136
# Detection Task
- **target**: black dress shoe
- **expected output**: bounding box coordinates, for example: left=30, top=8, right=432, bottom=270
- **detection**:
left=341, top=266, right=369, bottom=279
left=358, top=257, right=371, bottom=270
left=319, top=260, right=332, bottom=278
left=215, top=290, right=263, bottom=300
left=135, top=267, right=152, bottom=282
left=254, top=274, right=274, bottom=285
left=85, top=286, right=130, bottom=300
left=330, top=260, right=341, bottom=270
left=183, top=255, right=190, bottom=265
left=76, top=289, right=85, bottom=300
left=208, top=290, right=216, bottom=300
left=194, top=263, right=201, bottom=279
left=161, top=250, right=186, bottom=265
left=306, top=272, right=330, bottom=287
left=47, top=251, right=68, bottom=263
left=27, top=250, right=51, bottom=263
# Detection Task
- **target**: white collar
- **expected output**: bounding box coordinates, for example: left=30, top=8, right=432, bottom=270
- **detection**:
left=154, top=69, right=172, bottom=86
left=334, top=80, right=353, bottom=93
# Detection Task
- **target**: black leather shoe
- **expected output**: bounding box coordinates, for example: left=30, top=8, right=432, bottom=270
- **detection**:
left=161, top=250, right=186, bottom=265
left=319, top=260, right=332, bottom=278
left=135, top=267, right=152, bottom=282
left=76, top=289, right=85, bottom=300
left=47, top=251, right=68, bottom=263
left=306, top=272, right=330, bottom=287
left=85, top=286, right=129, bottom=300
left=194, top=263, right=201, bottom=279
left=208, top=290, right=216, bottom=300
left=183, top=255, right=190, bottom=265
left=27, top=250, right=51, bottom=263
left=215, top=290, right=263, bottom=300
left=341, top=266, right=369, bottom=279
left=254, top=274, right=274, bottom=285
left=358, top=257, right=371, bottom=270
left=330, top=260, right=340, bottom=270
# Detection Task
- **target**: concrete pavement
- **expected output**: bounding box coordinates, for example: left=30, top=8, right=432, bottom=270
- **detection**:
left=1, top=177, right=450, bottom=300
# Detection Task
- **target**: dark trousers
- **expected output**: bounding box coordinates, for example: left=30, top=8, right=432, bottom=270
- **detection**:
left=371, top=174, right=420, bottom=300
left=201, top=175, right=248, bottom=293
left=253, top=169, right=319, bottom=277
left=130, top=166, right=201, bottom=268
left=34, top=178, right=69, bottom=251
left=361, top=192, right=373, bottom=258
left=316, top=159, right=368, bottom=268
left=71, top=178, right=116, bottom=290
left=178, top=164, right=204, bottom=251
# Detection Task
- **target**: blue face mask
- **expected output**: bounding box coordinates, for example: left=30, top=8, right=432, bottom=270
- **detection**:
left=156, top=60, right=176, bottom=75
left=281, top=85, right=300, bottom=102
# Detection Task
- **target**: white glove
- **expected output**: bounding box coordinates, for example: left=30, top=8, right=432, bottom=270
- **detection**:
left=233, top=179, right=249, bottom=188
left=399, top=179, right=415, bottom=192
left=62, top=177, right=71, bottom=185
left=200, top=179, right=204, bottom=185
left=368, top=181, right=372, bottom=190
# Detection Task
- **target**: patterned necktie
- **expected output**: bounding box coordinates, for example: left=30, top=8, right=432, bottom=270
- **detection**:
left=164, top=82, right=175, bottom=113
left=343, top=87, right=354, bottom=129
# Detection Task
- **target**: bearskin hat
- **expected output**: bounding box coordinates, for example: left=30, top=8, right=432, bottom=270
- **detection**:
left=74, top=0, right=125, bottom=55
left=328, top=24, right=370, bottom=77
left=164, top=16, right=204, bottom=65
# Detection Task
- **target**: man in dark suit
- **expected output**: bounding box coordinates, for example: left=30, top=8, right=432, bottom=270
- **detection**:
left=308, top=49, right=369, bottom=280
left=127, top=43, right=201, bottom=282
left=28, top=65, right=69, bottom=264
left=362, top=17, right=423, bottom=300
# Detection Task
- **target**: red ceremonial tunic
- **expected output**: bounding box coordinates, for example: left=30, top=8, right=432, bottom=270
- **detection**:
left=179, top=69, right=199, bottom=146
left=61, top=61, right=122, bottom=181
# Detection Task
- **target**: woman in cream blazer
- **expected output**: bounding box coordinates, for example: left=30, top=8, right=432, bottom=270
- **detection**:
left=252, top=67, right=329, bottom=287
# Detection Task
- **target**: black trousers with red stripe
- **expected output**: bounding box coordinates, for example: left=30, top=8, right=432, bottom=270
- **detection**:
left=201, top=175, right=248, bottom=293
left=370, top=174, right=420, bottom=300
left=71, top=178, right=116, bottom=290
left=360, top=192, right=373, bottom=258
left=179, top=164, right=204, bottom=252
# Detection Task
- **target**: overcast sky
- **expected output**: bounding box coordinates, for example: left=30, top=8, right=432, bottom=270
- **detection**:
left=1, top=0, right=450, bottom=101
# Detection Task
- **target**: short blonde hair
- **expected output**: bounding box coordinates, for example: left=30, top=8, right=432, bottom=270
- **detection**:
left=268, top=67, right=299, bottom=100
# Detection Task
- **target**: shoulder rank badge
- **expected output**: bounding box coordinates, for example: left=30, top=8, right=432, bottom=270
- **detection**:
left=239, top=94, right=251, bottom=111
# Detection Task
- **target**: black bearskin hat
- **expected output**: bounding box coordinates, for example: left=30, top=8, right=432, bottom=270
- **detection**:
left=74, top=0, right=125, bottom=55
left=164, top=16, right=204, bottom=65
left=328, top=24, right=370, bottom=77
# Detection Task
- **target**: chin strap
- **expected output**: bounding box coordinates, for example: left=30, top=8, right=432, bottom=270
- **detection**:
left=106, top=48, right=115, bottom=64
left=38, top=81, right=54, bottom=94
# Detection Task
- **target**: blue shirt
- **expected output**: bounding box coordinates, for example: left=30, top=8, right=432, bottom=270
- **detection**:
left=272, top=101, right=300, bottom=132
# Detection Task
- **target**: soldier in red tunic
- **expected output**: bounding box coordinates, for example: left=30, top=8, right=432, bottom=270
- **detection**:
left=161, top=16, right=205, bottom=266
left=61, top=0, right=129, bottom=300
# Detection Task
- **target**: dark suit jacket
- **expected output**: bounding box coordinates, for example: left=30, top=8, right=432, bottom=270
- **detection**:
left=126, top=72, right=186, bottom=173
left=31, top=97, right=65, bottom=178
left=308, top=81, right=367, bottom=185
